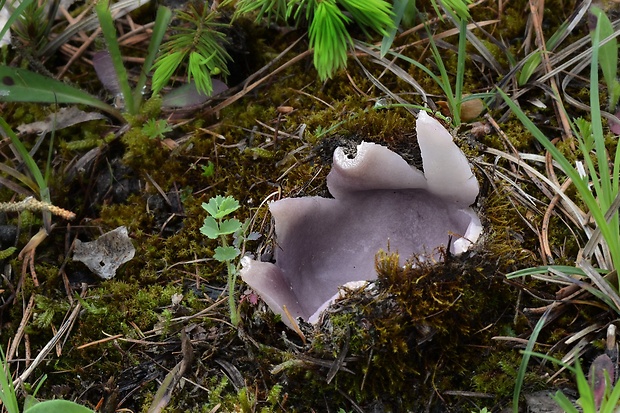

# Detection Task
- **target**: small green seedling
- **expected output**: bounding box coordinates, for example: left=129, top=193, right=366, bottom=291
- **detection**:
left=201, top=161, right=215, bottom=178
left=151, top=3, right=230, bottom=97
left=142, top=119, right=172, bottom=140
left=201, top=195, right=242, bottom=325
left=230, top=0, right=393, bottom=81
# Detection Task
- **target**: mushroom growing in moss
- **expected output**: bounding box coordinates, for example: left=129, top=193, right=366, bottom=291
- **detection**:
left=241, top=111, right=482, bottom=329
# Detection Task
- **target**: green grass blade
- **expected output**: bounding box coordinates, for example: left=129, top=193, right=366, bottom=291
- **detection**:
left=386, top=48, right=446, bottom=92
left=518, top=51, right=542, bottom=86
left=518, top=15, right=575, bottom=86
left=0, top=161, right=39, bottom=195
left=0, top=117, right=46, bottom=199
left=513, top=308, right=550, bottom=412
left=0, top=66, right=123, bottom=122
left=0, top=348, right=19, bottom=413
left=0, top=0, right=36, bottom=45
left=498, top=88, right=620, bottom=273
left=590, top=18, right=620, bottom=271
left=506, top=265, right=600, bottom=279
left=589, top=19, right=614, bottom=211
left=590, top=7, right=618, bottom=110
left=133, top=5, right=172, bottom=107
left=425, top=25, right=458, bottom=124
left=574, top=360, right=596, bottom=410
left=453, top=17, right=468, bottom=126
left=552, top=391, right=580, bottom=413
left=95, top=0, right=135, bottom=114
left=428, top=31, right=454, bottom=101
left=613, top=134, right=620, bottom=198
left=600, top=368, right=620, bottom=413
left=380, top=0, right=409, bottom=57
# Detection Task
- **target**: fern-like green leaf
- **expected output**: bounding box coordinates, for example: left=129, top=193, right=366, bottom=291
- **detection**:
left=442, top=0, right=472, bottom=20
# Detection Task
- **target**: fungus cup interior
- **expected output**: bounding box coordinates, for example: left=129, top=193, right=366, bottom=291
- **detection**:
left=241, top=111, right=482, bottom=329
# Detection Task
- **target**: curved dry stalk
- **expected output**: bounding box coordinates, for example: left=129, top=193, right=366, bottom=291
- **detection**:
left=528, top=0, right=572, bottom=140
left=351, top=51, right=420, bottom=115
left=354, top=42, right=428, bottom=105
left=40, top=0, right=149, bottom=58
left=482, top=147, right=614, bottom=268
left=485, top=148, right=588, bottom=224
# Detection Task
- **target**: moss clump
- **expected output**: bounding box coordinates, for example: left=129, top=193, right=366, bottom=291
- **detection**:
left=253, top=239, right=523, bottom=410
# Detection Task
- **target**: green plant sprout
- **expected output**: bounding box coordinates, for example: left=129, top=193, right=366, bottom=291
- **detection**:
left=201, top=195, right=243, bottom=326
left=11, top=0, right=55, bottom=55
left=142, top=119, right=172, bottom=140
left=151, top=3, right=230, bottom=97
left=201, top=161, right=215, bottom=178
left=0, top=347, right=94, bottom=413
left=231, top=0, right=471, bottom=81
left=230, top=0, right=394, bottom=80
left=0, top=0, right=36, bottom=49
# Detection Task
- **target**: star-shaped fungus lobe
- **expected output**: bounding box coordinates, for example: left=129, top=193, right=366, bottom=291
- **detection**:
left=241, top=112, right=482, bottom=329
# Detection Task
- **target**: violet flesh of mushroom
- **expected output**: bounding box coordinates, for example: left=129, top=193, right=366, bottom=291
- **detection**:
left=241, top=111, right=482, bottom=329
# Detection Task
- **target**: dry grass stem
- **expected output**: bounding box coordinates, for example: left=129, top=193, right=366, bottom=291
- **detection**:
left=0, top=197, right=76, bottom=220
left=13, top=293, right=84, bottom=388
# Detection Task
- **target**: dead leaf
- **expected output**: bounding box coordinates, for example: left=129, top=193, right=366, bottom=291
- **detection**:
left=17, top=107, right=106, bottom=135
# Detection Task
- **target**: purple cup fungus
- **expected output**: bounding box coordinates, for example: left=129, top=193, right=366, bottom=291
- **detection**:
left=240, top=111, right=482, bottom=329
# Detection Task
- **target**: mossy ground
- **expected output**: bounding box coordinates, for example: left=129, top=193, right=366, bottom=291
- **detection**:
left=0, top=0, right=613, bottom=411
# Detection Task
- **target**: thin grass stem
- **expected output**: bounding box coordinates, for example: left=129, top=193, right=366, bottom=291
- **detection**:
left=133, top=6, right=172, bottom=108
left=453, top=17, right=468, bottom=125
left=499, top=89, right=620, bottom=273
left=0, top=117, right=48, bottom=203
left=513, top=307, right=551, bottom=412
left=95, top=0, right=136, bottom=114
